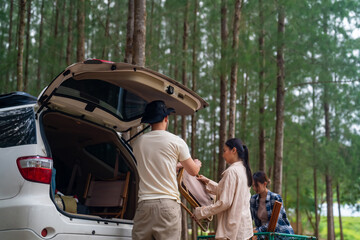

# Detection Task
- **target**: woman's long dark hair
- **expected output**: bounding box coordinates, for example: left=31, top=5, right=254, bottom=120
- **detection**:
left=225, top=138, right=253, bottom=187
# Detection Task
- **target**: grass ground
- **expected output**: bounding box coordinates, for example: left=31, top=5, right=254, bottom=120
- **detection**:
left=319, top=216, right=360, bottom=240
left=196, top=216, right=360, bottom=239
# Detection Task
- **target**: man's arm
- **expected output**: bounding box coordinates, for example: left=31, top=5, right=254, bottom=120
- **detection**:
left=180, top=158, right=201, bottom=176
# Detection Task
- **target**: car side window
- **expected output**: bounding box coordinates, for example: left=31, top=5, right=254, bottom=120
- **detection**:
left=0, top=107, right=36, bottom=148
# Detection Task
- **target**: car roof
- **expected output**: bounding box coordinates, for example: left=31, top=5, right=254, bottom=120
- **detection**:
left=0, top=92, right=37, bottom=108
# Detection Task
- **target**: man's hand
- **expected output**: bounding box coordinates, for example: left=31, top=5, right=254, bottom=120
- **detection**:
left=176, top=162, right=183, bottom=172
left=181, top=158, right=201, bottom=176
left=193, top=158, right=202, bottom=167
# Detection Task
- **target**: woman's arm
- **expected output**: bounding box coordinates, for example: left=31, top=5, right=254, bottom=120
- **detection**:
left=193, top=170, right=236, bottom=219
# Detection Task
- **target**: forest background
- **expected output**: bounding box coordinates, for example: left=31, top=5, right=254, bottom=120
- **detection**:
left=1, top=0, right=360, bottom=240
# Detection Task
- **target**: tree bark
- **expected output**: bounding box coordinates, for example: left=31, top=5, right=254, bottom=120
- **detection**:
left=172, top=15, right=180, bottom=136
left=54, top=0, right=59, bottom=38
left=325, top=174, right=335, bottom=240
left=190, top=1, right=199, bottom=239
left=218, top=0, right=228, bottom=182
left=36, top=0, right=44, bottom=91
left=240, top=74, right=248, bottom=140
left=322, top=2, right=335, bottom=233
left=122, top=0, right=135, bottom=142
left=132, top=0, right=146, bottom=67
left=258, top=0, right=266, bottom=171
left=24, top=0, right=31, bottom=92
left=324, top=83, right=334, bottom=240
left=66, top=0, right=73, bottom=66
left=102, top=0, right=111, bottom=60
left=146, top=0, right=155, bottom=65
left=59, top=0, right=66, bottom=65
left=312, top=81, right=319, bottom=239
left=181, top=1, right=190, bottom=238
left=190, top=0, right=198, bottom=158
left=5, top=0, right=14, bottom=92
left=337, top=184, right=344, bottom=240
left=76, top=0, right=85, bottom=62
left=324, top=84, right=334, bottom=240
left=296, top=176, right=301, bottom=234
left=124, top=0, right=134, bottom=64
left=228, top=0, right=242, bottom=139
left=181, top=0, right=189, bottom=143
left=17, top=0, right=27, bottom=91
left=273, top=0, right=285, bottom=194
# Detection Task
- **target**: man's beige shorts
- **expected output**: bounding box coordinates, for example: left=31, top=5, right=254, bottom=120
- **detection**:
left=132, top=198, right=181, bottom=240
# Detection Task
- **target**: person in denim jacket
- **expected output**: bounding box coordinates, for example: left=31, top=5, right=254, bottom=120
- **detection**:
left=250, top=171, right=294, bottom=235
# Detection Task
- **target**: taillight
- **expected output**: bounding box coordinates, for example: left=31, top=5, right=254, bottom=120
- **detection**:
left=17, top=156, right=53, bottom=184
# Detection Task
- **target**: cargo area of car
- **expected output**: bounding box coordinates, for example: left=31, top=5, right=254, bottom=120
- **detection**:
left=41, top=110, right=137, bottom=221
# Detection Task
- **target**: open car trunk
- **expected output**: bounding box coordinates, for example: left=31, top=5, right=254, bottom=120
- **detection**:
left=42, top=110, right=137, bottom=221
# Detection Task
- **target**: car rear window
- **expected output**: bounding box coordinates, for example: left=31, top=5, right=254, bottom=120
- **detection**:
left=0, top=107, right=36, bottom=148
left=57, top=78, right=147, bottom=122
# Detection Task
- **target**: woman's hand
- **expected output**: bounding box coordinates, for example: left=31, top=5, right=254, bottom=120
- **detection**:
left=197, top=175, right=210, bottom=185
left=193, top=207, right=204, bottom=220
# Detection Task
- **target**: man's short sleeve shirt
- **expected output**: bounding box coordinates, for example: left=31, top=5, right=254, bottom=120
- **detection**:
left=133, top=130, right=191, bottom=202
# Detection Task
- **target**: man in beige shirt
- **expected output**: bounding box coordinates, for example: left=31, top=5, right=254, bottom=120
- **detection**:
left=132, top=100, right=201, bottom=240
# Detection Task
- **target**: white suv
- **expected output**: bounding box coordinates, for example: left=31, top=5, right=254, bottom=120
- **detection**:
left=0, top=59, right=207, bottom=240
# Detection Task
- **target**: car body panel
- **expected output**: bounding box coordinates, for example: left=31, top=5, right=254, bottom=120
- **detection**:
left=0, top=181, right=132, bottom=240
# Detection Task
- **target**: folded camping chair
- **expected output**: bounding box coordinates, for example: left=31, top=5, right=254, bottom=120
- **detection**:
left=267, top=200, right=282, bottom=232
left=177, top=168, right=214, bottom=231
left=83, top=171, right=130, bottom=219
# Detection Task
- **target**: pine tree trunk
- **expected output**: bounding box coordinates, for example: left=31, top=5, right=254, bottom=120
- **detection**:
left=181, top=1, right=190, bottom=238
left=36, top=0, right=44, bottom=91
left=313, top=169, right=319, bottom=237
left=102, top=0, right=110, bottom=60
left=132, top=0, right=146, bottom=67
left=76, top=0, right=85, bottom=62
left=218, top=0, right=228, bottom=181
left=17, top=0, right=27, bottom=91
left=325, top=174, right=335, bottom=240
left=258, top=0, right=266, bottom=171
left=5, top=0, right=14, bottom=92
left=66, top=0, right=73, bottom=66
left=146, top=0, right=155, bottom=65
left=190, top=0, right=198, bottom=158
left=312, top=83, right=320, bottom=239
left=128, top=0, right=146, bottom=141
left=51, top=0, right=60, bottom=76
left=58, top=0, right=66, bottom=65
left=273, top=0, right=285, bottom=194
left=324, top=69, right=334, bottom=240
left=121, top=0, right=135, bottom=141
left=296, top=176, right=301, bottom=234
left=124, top=0, right=134, bottom=64
left=240, top=74, right=248, bottom=140
left=324, top=84, right=335, bottom=240
left=337, top=184, right=344, bottom=240
left=54, top=0, right=59, bottom=37
left=190, top=1, right=199, bottom=238
left=228, top=0, right=242, bottom=139
left=172, top=16, right=180, bottom=136
left=24, top=0, right=31, bottom=92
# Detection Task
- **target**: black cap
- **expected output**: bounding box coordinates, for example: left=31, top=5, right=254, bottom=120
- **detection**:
left=141, top=100, right=175, bottom=124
